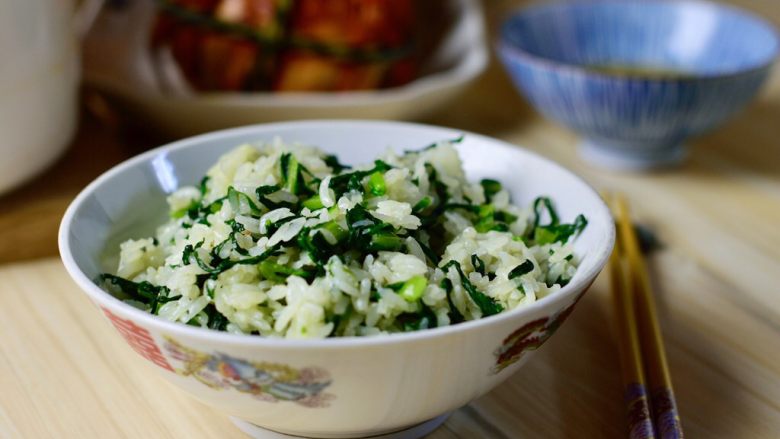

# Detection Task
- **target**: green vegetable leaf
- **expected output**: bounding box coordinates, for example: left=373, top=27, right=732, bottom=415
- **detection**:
left=471, top=254, right=486, bottom=276
left=199, top=176, right=210, bottom=197
left=508, top=260, right=534, bottom=279
left=227, top=186, right=264, bottom=216
left=345, top=204, right=404, bottom=253
left=323, top=154, right=351, bottom=173
left=396, top=305, right=438, bottom=331
left=329, top=160, right=392, bottom=198
left=203, top=303, right=229, bottom=330
left=99, top=274, right=174, bottom=314
left=533, top=214, right=588, bottom=245
left=532, top=196, right=560, bottom=228
left=182, top=240, right=282, bottom=278
left=259, top=260, right=315, bottom=282
left=412, top=236, right=440, bottom=265
left=406, top=134, right=465, bottom=154
left=480, top=179, right=502, bottom=203
left=440, top=277, right=464, bottom=323
left=441, top=260, right=503, bottom=316
left=255, top=185, right=295, bottom=210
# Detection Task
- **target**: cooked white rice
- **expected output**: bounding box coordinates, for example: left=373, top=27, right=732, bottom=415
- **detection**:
left=101, top=138, right=585, bottom=339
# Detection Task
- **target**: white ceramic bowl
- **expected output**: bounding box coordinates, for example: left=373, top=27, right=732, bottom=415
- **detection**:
left=59, top=121, right=614, bottom=438
left=0, top=0, right=80, bottom=194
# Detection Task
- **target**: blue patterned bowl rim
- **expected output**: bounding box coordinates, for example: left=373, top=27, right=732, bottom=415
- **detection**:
left=498, top=0, right=780, bottom=81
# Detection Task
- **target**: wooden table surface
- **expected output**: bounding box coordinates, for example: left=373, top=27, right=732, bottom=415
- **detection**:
left=2, top=1, right=780, bottom=438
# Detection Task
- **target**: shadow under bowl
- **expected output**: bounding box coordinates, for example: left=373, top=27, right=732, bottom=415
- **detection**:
left=497, top=0, right=779, bottom=170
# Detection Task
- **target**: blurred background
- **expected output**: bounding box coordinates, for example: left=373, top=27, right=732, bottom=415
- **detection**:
left=0, top=0, right=777, bottom=261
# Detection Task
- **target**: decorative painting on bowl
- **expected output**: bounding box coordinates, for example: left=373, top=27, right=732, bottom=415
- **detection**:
left=101, top=307, right=334, bottom=407
left=491, top=298, right=579, bottom=374
left=163, top=337, right=335, bottom=407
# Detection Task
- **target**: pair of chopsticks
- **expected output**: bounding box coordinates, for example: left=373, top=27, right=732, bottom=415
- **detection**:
left=603, top=192, right=684, bottom=439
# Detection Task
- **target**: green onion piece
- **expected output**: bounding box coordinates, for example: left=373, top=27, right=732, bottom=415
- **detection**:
left=533, top=227, right=559, bottom=245
left=368, top=171, right=387, bottom=196
left=321, top=221, right=348, bottom=242
left=399, top=275, right=427, bottom=302
left=209, top=201, right=223, bottom=213
left=369, top=234, right=404, bottom=251
left=302, top=195, right=324, bottom=210
left=259, top=260, right=312, bottom=282
left=329, top=160, right=392, bottom=198
left=412, top=196, right=432, bottom=213
left=281, top=153, right=301, bottom=194
left=475, top=205, right=496, bottom=233
left=171, top=201, right=197, bottom=219
left=508, top=260, right=534, bottom=279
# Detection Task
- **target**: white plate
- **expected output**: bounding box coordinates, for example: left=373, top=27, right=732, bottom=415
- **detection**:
left=83, top=0, right=488, bottom=137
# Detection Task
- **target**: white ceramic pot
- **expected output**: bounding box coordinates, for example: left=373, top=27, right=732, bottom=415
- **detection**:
left=0, top=0, right=95, bottom=194
left=59, top=121, right=614, bottom=438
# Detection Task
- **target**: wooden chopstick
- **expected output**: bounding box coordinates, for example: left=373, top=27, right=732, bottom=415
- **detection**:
left=605, top=192, right=684, bottom=439
left=613, top=194, right=684, bottom=439
left=605, top=192, right=657, bottom=439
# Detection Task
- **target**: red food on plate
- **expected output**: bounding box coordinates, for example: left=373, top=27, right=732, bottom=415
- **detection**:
left=151, top=0, right=417, bottom=92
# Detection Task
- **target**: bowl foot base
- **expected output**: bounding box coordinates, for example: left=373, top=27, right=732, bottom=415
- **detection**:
left=578, top=139, right=687, bottom=171
left=229, top=412, right=452, bottom=439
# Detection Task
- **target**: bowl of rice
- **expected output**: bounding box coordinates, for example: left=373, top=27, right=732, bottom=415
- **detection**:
left=59, top=120, right=614, bottom=438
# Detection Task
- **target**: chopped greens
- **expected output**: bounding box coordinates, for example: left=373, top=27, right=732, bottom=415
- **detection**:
left=480, top=179, right=502, bottom=203
left=328, top=160, right=392, bottom=198
left=227, top=186, right=263, bottom=216
left=407, top=134, right=465, bottom=153
left=526, top=197, right=588, bottom=245
left=508, top=260, right=534, bottom=279
left=323, top=154, right=350, bottom=173
left=368, top=171, right=387, bottom=196
left=441, top=260, right=503, bottom=316
left=100, top=274, right=174, bottom=313
left=471, top=254, right=486, bottom=276
left=346, top=204, right=404, bottom=253
left=397, top=275, right=427, bottom=302
left=101, top=138, right=586, bottom=338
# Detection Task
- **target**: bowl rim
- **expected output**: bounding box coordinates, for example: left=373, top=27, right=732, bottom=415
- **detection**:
left=497, top=0, right=780, bottom=82
left=58, top=120, right=615, bottom=349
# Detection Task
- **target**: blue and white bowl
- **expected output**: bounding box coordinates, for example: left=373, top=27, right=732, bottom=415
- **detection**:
left=497, top=0, right=779, bottom=170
